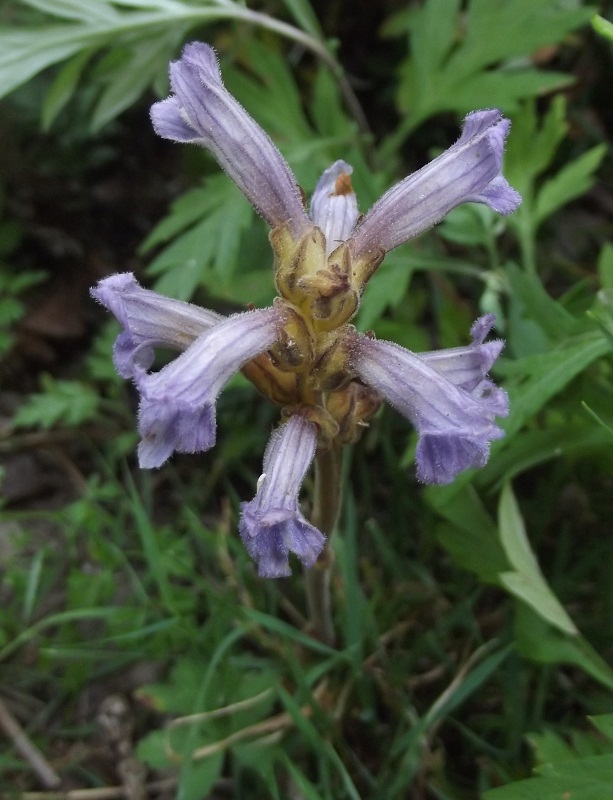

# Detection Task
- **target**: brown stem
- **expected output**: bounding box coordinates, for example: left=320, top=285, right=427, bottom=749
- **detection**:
left=0, top=696, right=61, bottom=789
left=304, top=445, right=342, bottom=645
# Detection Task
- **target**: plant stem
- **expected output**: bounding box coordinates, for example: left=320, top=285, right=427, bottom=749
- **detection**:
left=304, top=445, right=342, bottom=646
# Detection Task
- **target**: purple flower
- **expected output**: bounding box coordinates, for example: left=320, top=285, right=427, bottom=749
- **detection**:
left=91, top=273, right=222, bottom=378
left=349, top=315, right=508, bottom=485
left=136, top=305, right=287, bottom=468
left=239, top=413, right=325, bottom=577
left=350, top=110, right=521, bottom=260
left=91, top=42, right=521, bottom=577
left=151, top=43, right=520, bottom=271
left=150, top=42, right=311, bottom=239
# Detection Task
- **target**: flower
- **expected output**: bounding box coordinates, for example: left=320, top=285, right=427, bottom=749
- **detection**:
left=150, top=42, right=311, bottom=239
left=349, top=111, right=521, bottom=262
left=136, top=304, right=289, bottom=468
left=91, top=272, right=222, bottom=378
left=92, top=41, right=520, bottom=575
left=348, top=315, right=508, bottom=485
left=239, top=413, right=325, bottom=577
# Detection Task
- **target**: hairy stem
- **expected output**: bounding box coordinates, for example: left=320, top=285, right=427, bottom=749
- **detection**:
left=304, top=445, right=342, bottom=645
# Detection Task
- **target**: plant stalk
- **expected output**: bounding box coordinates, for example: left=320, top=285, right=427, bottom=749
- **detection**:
left=304, top=445, right=342, bottom=646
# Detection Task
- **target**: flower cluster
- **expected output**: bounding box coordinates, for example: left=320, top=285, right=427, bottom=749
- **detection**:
left=92, top=42, right=520, bottom=577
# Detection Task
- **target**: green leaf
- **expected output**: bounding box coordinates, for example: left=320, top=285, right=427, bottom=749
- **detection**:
left=535, top=144, right=607, bottom=225
left=513, top=603, right=613, bottom=691
left=498, top=332, right=611, bottom=438
left=428, top=484, right=510, bottom=583
left=475, top=424, right=611, bottom=489
left=485, top=756, right=613, bottom=799
left=279, top=0, right=323, bottom=38
left=388, top=0, right=591, bottom=148
left=13, top=376, right=100, bottom=429
left=498, top=483, right=577, bottom=636
left=504, top=97, right=569, bottom=196
left=597, top=243, right=613, bottom=290
left=0, top=3, right=223, bottom=112
left=485, top=714, right=613, bottom=799
left=19, top=0, right=118, bottom=24
left=410, top=0, right=462, bottom=91
left=41, top=47, right=94, bottom=130
left=177, top=753, right=224, bottom=800
left=356, top=250, right=416, bottom=330
left=590, top=715, right=613, bottom=742
left=89, top=31, right=182, bottom=132
left=144, top=176, right=255, bottom=301
left=592, top=13, right=613, bottom=42
left=448, top=0, right=592, bottom=80
left=505, top=263, right=582, bottom=345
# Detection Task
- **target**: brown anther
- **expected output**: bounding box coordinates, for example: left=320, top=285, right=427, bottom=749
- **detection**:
left=334, top=172, right=354, bottom=196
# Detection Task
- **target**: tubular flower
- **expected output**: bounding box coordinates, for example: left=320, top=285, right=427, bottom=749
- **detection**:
left=92, top=41, right=520, bottom=576
left=136, top=305, right=287, bottom=468
left=150, top=42, right=311, bottom=239
left=91, top=273, right=222, bottom=378
left=239, top=413, right=324, bottom=578
left=348, top=315, right=508, bottom=485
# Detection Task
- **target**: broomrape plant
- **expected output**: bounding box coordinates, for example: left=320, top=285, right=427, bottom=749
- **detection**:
left=92, top=42, right=520, bottom=580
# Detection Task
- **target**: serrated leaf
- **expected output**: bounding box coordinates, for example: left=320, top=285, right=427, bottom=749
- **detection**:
left=356, top=252, right=415, bottom=330
left=310, top=67, right=354, bottom=139
left=90, top=30, right=182, bottom=132
left=13, top=377, right=100, bottom=429
left=590, top=714, right=613, bottom=742
left=443, top=68, right=573, bottom=115
left=388, top=0, right=591, bottom=148
left=505, top=97, right=569, bottom=194
left=145, top=177, right=254, bottom=301
left=136, top=659, right=202, bottom=714
left=448, top=0, right=592, bottom=80
left=485, top=758, right=613, bottom=800
left=527, top=730, right=576, bottom=766
left=140, top=185, right=218, bottom=252
left=223, top=41, right=312, bottom=144
left=410, top=0, right=462, bottom=89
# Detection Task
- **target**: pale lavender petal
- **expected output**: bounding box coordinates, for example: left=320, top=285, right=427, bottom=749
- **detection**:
left=350, top=332, right=508, bottom=485
left=91, top=273, right=223, bottom=378
left=470, top=313, right=496, bottom=344
left=419, top=314, right=504, bottom=391
left=151, top=42, right=311, bottom=237
left=137, top=305, right=285, bottom=468
left=310, top=160, right=359, bottom=255
left=351, top=110, right=521, bottom=258
left=150, top=97, right=197, bottom=142
left=239, top=414, right=325, bottom=577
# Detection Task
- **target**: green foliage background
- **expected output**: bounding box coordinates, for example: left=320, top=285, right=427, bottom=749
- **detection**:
left=1, top=1, right=613, bottom=798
